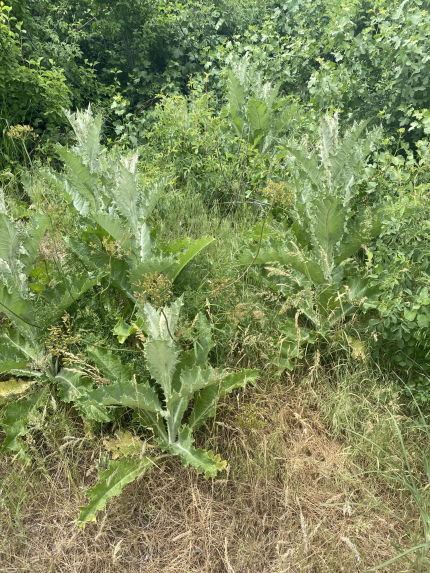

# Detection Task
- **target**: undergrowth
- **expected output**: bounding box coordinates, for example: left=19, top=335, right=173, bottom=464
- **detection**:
left=2, top=26, right=430, bottom=570
left=1, top=368, right=424, bottom=572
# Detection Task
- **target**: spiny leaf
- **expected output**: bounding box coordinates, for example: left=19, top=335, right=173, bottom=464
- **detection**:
left=64, top=106, right=103, bottom=172
left=56, top=147, right=97, bottom=215
left=0, top=213, right=22, bottom=292
left=218, top=369, right=259, bottom=397
left=112, top=159, right=140, bottom=236
left=310, top=195, right=345, bottom=273
left=242, top=245, right=325, bottom=284
left=169, top=425, right=227, bottom=478
left=0, top=358, right=35, bottom=376
left=140, top=177, right=168, bottom=219
left=231, top=116, right=245, bottom=137
left=329, top=119, right=370, bottom=185
left=145, top=339, right=179, bottom=399
left=92, top=212, right=126, bottom=243
left=41, top=276, right=99, bottom=324
left=187, top=384, right=218, bottom=431
left=227, top=70, right=245, bottom=115
left=0, top=389, right=47, bottom=456
left=316, top=285, right=352, bottom=325
left=319, top=113, right=339, bottom=167
left=0, top=285, right=38, bottom=335
left=129, top=255, right=177, bottom=287
left=188, top=369, right=258, bottom=431
left=55, top=369, right=94, bottom=401
left=55, top=369, right=111, bottom=422
left=334, top=214, right=381, bottom=265
left=165, top=237, right=215, bottom=281
left=0, top=213, right=20, bottom=266
left=20, top=213, right=50, bottom=276
left=344, top=275, right=379, bottom=308
left=0, top=328, right=42, bottom=366
left=166, top=366, right=218, bottom=443
left=87, top=347, right=135, bottom=384
left=141, top=303, right=162, bottom=339
left=141, top=298, right=183, bottom=341
left=133, top=220, right=153, bottom=263
left=178, top=365, right=218, bottom=398
left=82, top=112, right=103, bottom=171
left=65, top=236, right=131, bottom=297
left=194, top=313, right=213, bottom=366
left=135, top=409, right=169, bottom=445
left=287, top=147, right=321, bottom=187
left=91, top=212, right=135, bottom=261
left=77, top=456, right=154, bottom=526
left=166, top=394, right=190, bottom=444
left=85, top=378, right=163, bottom=413
left=247, top=98, right=271, bottom=135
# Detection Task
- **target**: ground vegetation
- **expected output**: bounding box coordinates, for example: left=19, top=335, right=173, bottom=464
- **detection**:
left=2, top=1, right=430, bottom=571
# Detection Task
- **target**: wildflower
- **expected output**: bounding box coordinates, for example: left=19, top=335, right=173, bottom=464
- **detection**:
left=6, top=124, right=38, bottom=141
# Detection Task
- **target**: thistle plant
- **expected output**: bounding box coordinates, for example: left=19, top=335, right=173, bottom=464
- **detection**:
left=0, top=107, right=216, bottom=460
left=243, top=114, right=382, bottom=368
left=0, top=206, right=97, bottom=458
left=54, top=106, right=214, bottom=309
left=224, top=59, right=299, bottom=154
left=54, top=297, right=258, bottom=525
left=0, top=207, right=96, bottom=372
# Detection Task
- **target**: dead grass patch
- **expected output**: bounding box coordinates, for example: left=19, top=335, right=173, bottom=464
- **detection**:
left=0, top=381, right=413, bottom=572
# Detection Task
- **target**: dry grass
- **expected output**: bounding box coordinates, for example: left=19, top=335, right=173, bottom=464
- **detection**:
left=0, top=381, right=414, bottom=573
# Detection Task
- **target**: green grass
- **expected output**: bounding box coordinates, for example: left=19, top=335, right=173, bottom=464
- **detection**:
left=311, top=363, right=430, bottom=572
